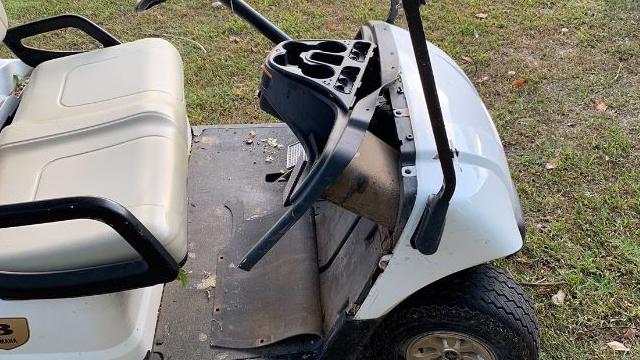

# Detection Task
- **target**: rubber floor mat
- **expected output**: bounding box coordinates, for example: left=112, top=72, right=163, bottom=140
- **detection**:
left=212, top=202, right=323, bottom=349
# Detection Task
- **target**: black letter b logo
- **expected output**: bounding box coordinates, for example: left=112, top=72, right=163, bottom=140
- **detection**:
left=0, top=324, right=13, bottom=336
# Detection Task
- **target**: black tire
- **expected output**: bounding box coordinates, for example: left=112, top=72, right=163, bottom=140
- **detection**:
left=361, top=264, right=540, bottom=360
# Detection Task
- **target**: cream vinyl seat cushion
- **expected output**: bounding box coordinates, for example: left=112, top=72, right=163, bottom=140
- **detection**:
left=0, top=38, right=190, bottom=272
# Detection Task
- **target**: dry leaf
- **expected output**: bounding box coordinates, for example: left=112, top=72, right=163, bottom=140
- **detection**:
left=508, top=70, right=516, bottom=76
left=561, top=27, right=569, bottom=33
left=595, top=99, right=608, bottom=112
left=512, top=78, right=528, bottom=90
left=229, top=35, right=241, bottom=43
left=605, top=155, right=614, bottom=164
left=624, top=327, right=637, bottom=340
left=461, top=55, right=475, bottom=64
left=475, top=13, right=489, bottom=19
left=545, top=158, right=558, bottom=170
left=476, top=76, right=490, bottom=83
left=607, top=341, right=630, bottom=352
left=551, top=290, right=566, bottom=305
left=324, top=22, right=337, bottom=31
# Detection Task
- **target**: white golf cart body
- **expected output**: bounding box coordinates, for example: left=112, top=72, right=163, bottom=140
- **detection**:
left=0, top=9, right=524, bottom=360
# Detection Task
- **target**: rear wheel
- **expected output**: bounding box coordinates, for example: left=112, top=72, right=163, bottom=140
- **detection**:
left=361, top=264, right=540, bottom=360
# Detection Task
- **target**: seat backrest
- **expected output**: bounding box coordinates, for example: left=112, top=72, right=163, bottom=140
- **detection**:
left=0, top=1, right=7, bottom=41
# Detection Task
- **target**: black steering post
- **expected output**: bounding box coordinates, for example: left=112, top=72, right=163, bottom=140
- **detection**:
left=218, top=0, right=291, bottom=44
left=402, top=0, right=457, bottom=255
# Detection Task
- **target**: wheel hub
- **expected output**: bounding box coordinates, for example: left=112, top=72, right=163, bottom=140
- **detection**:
left=404, top=332, right=497, bottom=360
left=443, top=349, right=459, bottom=360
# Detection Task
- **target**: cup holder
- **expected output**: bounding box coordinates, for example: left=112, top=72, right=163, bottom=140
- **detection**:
left=269, top=40, right=371, bottom=90
left=301, top=63, right=335, bottom=79
left=309, top=52, right=344, bottom=66
left=273, top=41, right=346, bottom=80
left=316, top=41, right=348, bottom=53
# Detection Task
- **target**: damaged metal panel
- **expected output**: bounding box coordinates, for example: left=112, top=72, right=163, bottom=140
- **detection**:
left=323, top=131, right=401, bottom=229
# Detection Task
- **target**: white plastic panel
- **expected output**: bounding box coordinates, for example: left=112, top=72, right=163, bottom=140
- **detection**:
left=0, top=286, right=162, bottom=359
left=355, top=26, right=523, bottom=320
left=0, top=59, right=32, bottom=129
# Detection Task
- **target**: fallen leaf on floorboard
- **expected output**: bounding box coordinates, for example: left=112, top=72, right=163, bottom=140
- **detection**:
left=196, top=275, right=217, bottom=290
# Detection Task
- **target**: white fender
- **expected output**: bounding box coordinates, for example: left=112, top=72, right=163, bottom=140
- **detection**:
left=355, top=26, right=523, bottom=320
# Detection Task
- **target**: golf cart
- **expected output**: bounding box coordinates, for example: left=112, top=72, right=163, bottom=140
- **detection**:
left=0, top=0, right=540, bottom=359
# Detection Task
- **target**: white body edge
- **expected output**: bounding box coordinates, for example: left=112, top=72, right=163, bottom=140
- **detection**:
left=0, top=285, right=162, bottom=359
left=355, top=26, right=523, bottom=319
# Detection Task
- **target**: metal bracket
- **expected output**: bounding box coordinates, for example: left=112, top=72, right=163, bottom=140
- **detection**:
left=393, top=108, right=410, bottom=117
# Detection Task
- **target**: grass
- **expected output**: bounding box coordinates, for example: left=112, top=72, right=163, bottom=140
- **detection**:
left=3, top=0, right=640, bottom=358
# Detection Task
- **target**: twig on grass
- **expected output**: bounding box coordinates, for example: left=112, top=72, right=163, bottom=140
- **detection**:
left=143, top=32, right=207, bottom=53
left=612, top=61, right=623, bottom=82
left=520, top=280, right=566, bottom=287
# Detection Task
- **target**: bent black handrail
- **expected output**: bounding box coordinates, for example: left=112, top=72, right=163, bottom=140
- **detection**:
left=3, top=14, right=121, bottom=67
left=218, top=0, right=291, bottom=44
left=402, top=0, right=458, bottom=255
left=0, top=197, right=179, bottom=300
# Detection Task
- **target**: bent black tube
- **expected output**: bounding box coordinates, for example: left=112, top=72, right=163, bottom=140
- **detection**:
left=402, top=0, right=456, bottom=201
left=3, top=14, right=120, bottom=67
left=0, top=197, right=179, bottom=299
left=402, top=0, right=457, bottom=254
left=386, top=0, right=401, bottom=24
left=218, top=0, right=291, bottom=44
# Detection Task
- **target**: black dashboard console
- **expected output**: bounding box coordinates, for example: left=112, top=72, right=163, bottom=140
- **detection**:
left=238, top=40, right=382, bottom=270
left=259, top=40, right=375, bottom=160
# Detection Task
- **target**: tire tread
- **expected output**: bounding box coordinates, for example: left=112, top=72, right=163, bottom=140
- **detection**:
left=361, top=264, right=540, bottom=360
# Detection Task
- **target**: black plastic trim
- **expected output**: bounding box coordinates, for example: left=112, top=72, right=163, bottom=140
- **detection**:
left=0, top=197, right=180, bottom=300
left=363, top=21, right=419, bottom=240
left=386, top=0, right=402, bottom=24
left=402, top=0, right=458, bottom=255
left=239, top=75, right=394, bottom=271
left=135, top=0, right=168, bottom=12
left=3, top=14, right=120, bottom=67
left=319, top=315, right=381, bottom=360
